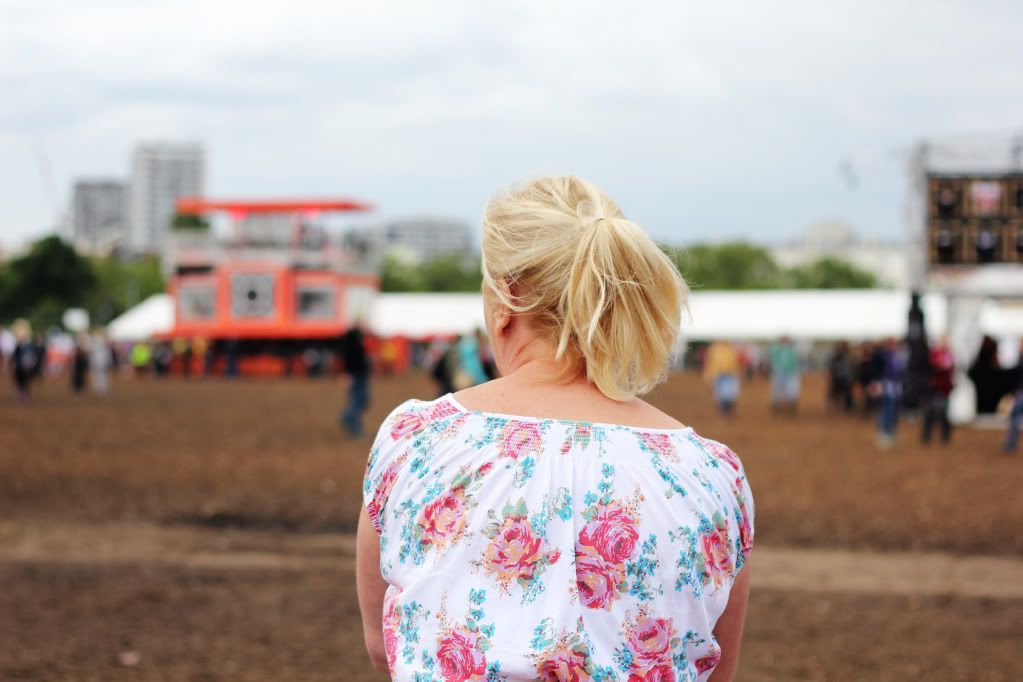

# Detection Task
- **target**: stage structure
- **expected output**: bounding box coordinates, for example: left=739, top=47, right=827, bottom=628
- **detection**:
left=164, top=197, right=377, bottom=375
left=912, top=136, right=1023, bottom=422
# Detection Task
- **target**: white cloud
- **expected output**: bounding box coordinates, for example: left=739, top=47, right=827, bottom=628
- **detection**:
left=1, top=0, right=1022, bottom=249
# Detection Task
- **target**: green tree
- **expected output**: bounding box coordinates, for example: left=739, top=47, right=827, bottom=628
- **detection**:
left=663, top=242, right=877, bottom=291
left=379, top=253, right=482, bottom=293
left=786, top=257, right=877, bottom=289
left=87, top=256, right=166, bottom=324
left=170, top=212, right=211, bottom=231
left=0, top=235, right=168, bottom=328
left=419, top=254, right=483, bottom=292
left=670, top=242, right=785, bottom=290
left=1, top=236, right=97, bottom=327
left=379, top=253, right=425, bottom=292
left=0, top=261, right=13, bottom=321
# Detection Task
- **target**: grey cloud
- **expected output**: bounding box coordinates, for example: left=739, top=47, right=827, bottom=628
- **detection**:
left=2, top=0, right=1023, bottom=249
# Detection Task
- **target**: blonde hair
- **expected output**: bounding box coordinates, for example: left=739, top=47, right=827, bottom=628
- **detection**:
left=482, top=176, right=687, bottom=401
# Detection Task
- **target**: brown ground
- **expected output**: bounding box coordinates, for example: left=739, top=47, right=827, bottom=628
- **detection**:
left=3, top=371, right=1019, bottom=554
left=1, top=371, right=1021, bottom=681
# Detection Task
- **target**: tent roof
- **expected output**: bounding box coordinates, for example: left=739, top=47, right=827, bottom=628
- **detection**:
left=107, top=294, right=173, bottom=341
left=368, top=292, right=485, bottom=338
left=683, top=289, right=947, bottom=341
left=105, top=289, right=1022, bottom=343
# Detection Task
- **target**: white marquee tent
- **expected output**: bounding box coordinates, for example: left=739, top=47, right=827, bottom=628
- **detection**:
left=107, top=289, right=1019, bottom=344
left=683, top=290, right=947, bottom=341
left=108, top=294, right=174, bottom=341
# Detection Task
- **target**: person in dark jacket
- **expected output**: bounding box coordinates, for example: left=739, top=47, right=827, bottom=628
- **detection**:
left=968, top=336, right=1008, bottom=414
left=827, top=341, right=855, bottom=412
left=10, top=320, right=37, bottom=403
left=339, top=323, right=372, bottom=436
left=32, top=332, right=47, bottom=379
left=855, top=342, right=880, bottom=415
left=428, top=339, right=456, bottom=397
left=71, top=334, right=89, bottom=394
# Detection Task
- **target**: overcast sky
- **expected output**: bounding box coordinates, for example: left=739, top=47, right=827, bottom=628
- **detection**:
left=2, top=0, right=1022, bottom=249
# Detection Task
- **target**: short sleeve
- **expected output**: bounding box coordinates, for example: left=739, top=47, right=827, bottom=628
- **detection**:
left=732, top=455, right=755, bottom=572
left=690, top=433, right=754, bottom=574
left=362, top=399, right=420, bottom=536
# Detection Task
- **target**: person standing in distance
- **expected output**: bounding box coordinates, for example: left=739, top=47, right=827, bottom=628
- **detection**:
left=339, top=320, right=372, bottom=437
left=703, top=339, right=742, bottom=417
left=10, top=319, right=37, bottom=403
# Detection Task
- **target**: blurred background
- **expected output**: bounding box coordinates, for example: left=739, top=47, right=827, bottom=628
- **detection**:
left=1, top=1, right=1022, bottom=680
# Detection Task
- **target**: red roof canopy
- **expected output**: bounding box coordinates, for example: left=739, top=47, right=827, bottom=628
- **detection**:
left=176, top=197, right=373, bottom=215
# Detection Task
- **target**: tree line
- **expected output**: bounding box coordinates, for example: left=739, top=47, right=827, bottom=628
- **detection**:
left=0, top=236, right=165, bottom=330
left=381, top=242, right=877, bottom=292
left=0, top=236, right=877, bottom=328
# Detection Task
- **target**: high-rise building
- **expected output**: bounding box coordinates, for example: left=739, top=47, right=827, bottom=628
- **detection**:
left=354, top=218, right=474, bottom=263
left=71, top=179, right=126, bottom=254
left=129, top=141, right=205, bottom=253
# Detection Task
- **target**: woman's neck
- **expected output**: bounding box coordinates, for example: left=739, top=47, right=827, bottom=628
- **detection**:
left=507, top=358, right=584, bottom=387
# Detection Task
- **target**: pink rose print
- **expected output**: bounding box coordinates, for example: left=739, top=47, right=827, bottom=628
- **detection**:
left=366, top=462, right=400, bottom=534
left=430, top=400, right=460, bottom=421
left=701, top=526, right=733, bottom=585
left=627, top=616, right=677, bottom=671
left=384, top=627, right=399, bottom=672
left=694, top=647, right=721, bottom=674
left=485, top=515, right=549, bottom=582
left=437, top=625, right=487, bottom=682
left=382, top=592, right=401, bottom=672
left=390, top=411, right=424, bottom=441
left=579, top=501, right=639, bottom=564
left=638, top=432, right=677, bottom=460
left=575, top=543, right=623, bottom=610
left=419, top=489, right=468, bottom=548
left=737, top=496, right=753, bottom=560
left=499, top=421, right=543, bottom=461
left=696, top=435, right=740, bottom=472
left=628, top=664, right=676, bottom=682
left=536, top=646, right=592, bottom=682
left=717, top=446, right=741, bottom=472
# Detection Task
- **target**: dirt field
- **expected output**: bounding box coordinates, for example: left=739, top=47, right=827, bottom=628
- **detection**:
left=1, top=371, right=1021, bottom=681
left=3, top=371, right=1019, bottom=554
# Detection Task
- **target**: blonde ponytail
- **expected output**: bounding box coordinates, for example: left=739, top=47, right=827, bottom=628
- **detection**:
left=482, top=176, right=686, bottom=401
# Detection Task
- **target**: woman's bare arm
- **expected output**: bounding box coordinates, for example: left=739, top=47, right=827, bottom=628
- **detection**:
left=356, top=507, right=389, bottom=672
left=709, top=562, right=752, bottom=682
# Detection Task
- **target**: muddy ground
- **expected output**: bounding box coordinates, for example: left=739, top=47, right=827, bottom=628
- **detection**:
left=1, top=372, right=1020, bottom=680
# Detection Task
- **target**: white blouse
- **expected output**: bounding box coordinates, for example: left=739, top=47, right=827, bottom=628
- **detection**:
left=363, top=394, right=754, bottom=682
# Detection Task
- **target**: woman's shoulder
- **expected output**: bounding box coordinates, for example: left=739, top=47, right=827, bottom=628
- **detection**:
left=680, top=428, right=747, bottom=475
left=373, top=395, right=463, bottom=442
left=363, top=395, right=465, bottom=518
left=451, top=380, right=687, bottom=431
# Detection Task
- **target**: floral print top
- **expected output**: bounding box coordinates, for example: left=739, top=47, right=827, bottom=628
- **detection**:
left=363, top=395, right=754, bottom=682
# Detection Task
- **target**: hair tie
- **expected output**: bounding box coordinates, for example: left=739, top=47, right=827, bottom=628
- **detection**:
left=575, top=199, right=604, bottom=222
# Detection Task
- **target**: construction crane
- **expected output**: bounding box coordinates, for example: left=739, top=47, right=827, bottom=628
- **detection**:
left=31, top=136, right=67, bottom=236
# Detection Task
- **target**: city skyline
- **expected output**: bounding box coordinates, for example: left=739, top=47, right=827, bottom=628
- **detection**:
left=129, top=141, right=204, bottom=253
left=3, top=1, right=1023, bottom=251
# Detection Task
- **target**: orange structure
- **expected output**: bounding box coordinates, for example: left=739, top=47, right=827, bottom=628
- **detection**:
left=165, top=198, right=377, bottom=375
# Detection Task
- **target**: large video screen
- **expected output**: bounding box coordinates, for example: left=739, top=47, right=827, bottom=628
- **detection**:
left=926, top=173, right=1023, bottom=267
